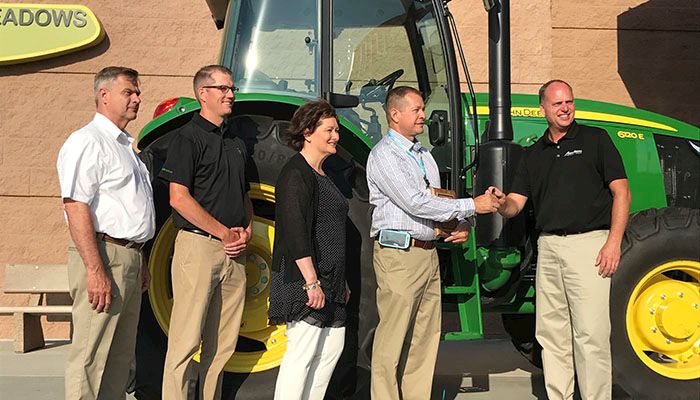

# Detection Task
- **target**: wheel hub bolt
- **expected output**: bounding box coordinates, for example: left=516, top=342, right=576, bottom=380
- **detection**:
left=678, top=292, right=684, bottom=298
left=651, top=327, right=657, bottom=333
left=661, top=294, right=667, bottom=300
left=693, top=303, right=698, bottom=309
left=271, top=339, right=277, bottom=344
left=666, top=338, right=672, bottom=344
left=649, top=308, right=655, bottom=315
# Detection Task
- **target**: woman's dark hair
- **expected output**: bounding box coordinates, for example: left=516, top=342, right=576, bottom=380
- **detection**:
left=286, top=99, right=337, bottom=151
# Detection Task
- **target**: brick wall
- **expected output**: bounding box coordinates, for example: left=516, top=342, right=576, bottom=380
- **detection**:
left=0, top=0, right=698, bottom=340
left=459, top=0, right=699, bottom=126
left=0, top=0, right=223, bottom=339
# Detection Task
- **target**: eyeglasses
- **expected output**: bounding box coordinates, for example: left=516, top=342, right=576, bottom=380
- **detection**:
left=201, top=85, right=239, bottom=94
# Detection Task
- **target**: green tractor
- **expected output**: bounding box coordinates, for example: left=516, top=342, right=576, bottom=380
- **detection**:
left=133, top=0, right=700, bottom=398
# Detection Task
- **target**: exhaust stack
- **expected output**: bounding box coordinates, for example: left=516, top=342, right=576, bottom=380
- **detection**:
left=476, top=0, right=525, bottom=248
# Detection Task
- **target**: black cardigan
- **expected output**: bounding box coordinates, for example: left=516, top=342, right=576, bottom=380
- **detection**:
left=271, top=153, right=320, bottom=283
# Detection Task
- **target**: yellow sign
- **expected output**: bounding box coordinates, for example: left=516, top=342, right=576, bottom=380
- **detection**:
left=0, top=3, right=104, bottom=65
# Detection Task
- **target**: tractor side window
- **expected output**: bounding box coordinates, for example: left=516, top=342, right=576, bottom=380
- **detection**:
left=331, top=0, right=452, bottom=150
left=332, top=1, right=419, bottom=145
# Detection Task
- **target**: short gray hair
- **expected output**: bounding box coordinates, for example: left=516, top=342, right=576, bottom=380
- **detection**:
left=193, top=65, right=232, bottom=97
left=93, top=66, right=139, bottom=104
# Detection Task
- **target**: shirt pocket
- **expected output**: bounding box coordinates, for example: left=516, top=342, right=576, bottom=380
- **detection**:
left=197, top=142, right=223, bottom=176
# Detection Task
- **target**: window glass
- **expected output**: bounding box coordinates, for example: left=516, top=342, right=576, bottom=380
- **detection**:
left=227, top=0, right=320, bottom=97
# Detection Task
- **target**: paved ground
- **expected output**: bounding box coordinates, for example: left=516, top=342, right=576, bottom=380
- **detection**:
left=0, top=337, right=545, bottom=400
left=432, top=339, right=546, bottom=400
left=0, top=340, right=136, bottom=400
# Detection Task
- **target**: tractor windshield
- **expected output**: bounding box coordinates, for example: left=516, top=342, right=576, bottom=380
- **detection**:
left=223, top=0, right=321, bottom=96
left=332, top=0, right=452, bottom=146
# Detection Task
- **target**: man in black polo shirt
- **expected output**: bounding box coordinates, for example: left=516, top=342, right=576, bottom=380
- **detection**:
left=160, top=65, right=252, bottom=400
left=494, top=80, right=630, bottom=400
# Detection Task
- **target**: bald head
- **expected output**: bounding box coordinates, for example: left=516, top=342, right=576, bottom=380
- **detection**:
left=539, top=79, right=573, bottom=105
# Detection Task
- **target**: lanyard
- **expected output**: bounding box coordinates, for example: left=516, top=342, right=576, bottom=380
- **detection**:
left=388, top=132, right=426, bottom=176
left=388, top=132, right=430, bottom=188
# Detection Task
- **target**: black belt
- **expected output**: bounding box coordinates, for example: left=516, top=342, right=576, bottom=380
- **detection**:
left=96, top=233, right=145, bottom=251
left=181, top=227, right=221, bottom=241
left=544, top=228, right=606, bottom=237
left=374, top=236, right=435, bottom=250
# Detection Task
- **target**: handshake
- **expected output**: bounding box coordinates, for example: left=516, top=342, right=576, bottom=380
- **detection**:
left=474, top=186, right=506, bottom=214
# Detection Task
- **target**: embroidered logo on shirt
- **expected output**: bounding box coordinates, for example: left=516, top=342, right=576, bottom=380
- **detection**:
left=563, top=150, right=583, bottom=157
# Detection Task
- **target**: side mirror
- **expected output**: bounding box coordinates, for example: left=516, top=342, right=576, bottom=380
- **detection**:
left=325, top=92, right=360, bottom=108
left=428, top=110, right=448, bottom=146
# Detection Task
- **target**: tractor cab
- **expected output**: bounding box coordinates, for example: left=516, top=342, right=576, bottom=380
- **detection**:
left=221, top=0, right=472, bottom=190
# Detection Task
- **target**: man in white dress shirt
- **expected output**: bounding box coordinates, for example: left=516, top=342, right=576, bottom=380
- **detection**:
left=56, top=66, right=155, bottom=399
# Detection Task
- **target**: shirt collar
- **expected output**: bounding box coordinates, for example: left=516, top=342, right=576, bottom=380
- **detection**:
left=192, top=112, right=222, bottom=133
left=542, top=120, right=579, bottom=146
left=388, top=128, right=424, bottom=152
left=93, top=113, right=133, bottom=144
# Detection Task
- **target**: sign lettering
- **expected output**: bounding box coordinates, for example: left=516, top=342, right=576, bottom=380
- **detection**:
left=0, top=4, right=103, bottom=65
left=617, top=130, right=646, bottom=140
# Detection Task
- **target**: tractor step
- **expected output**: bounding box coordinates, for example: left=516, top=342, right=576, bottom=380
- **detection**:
left=442, top=285, right=478, bottom=295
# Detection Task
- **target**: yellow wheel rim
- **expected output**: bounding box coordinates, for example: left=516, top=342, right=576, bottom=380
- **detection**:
left=625, top=260, right=700, bottom=380
left=148, top=183, right=286, bottom=372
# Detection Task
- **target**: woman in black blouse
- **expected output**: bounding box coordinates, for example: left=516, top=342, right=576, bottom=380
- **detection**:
left=269, top=99, right=350, bottom=400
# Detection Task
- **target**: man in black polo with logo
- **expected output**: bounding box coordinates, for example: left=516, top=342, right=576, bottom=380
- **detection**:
left=160, top=65, right=253, bottom=400
left=494, top=80, right=631, bottom=400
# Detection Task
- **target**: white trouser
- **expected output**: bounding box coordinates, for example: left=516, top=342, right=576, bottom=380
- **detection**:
left=274, top=320, right=345, bottom=400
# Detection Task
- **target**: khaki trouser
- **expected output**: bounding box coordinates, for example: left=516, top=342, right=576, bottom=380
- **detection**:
left=162, top=230, right=247, bottom=400
left=536, top=230, right=612, bottom=400
left=65, top=240, right=143, bottom=400
left=370, top=242, right=441, bottom=400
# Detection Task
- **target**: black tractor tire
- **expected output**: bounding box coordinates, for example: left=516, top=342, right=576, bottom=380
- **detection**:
left=610, top=207, right=700, bottom=400
left=133, top=104, right=377, bottom=400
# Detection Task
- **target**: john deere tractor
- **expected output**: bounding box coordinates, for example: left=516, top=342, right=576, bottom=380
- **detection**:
left=133, top=0, right=700, bottom=398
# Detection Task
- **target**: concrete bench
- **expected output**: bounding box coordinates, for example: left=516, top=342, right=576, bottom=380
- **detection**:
left=0, top=264, right=72, bottom=353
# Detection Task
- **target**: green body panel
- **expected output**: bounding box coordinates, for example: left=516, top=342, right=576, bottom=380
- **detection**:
left=464, top=92, right=700, bottom=212
left=477, top=92, right=700, bottom=138
left=138, top=93, right=373, bottom=162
